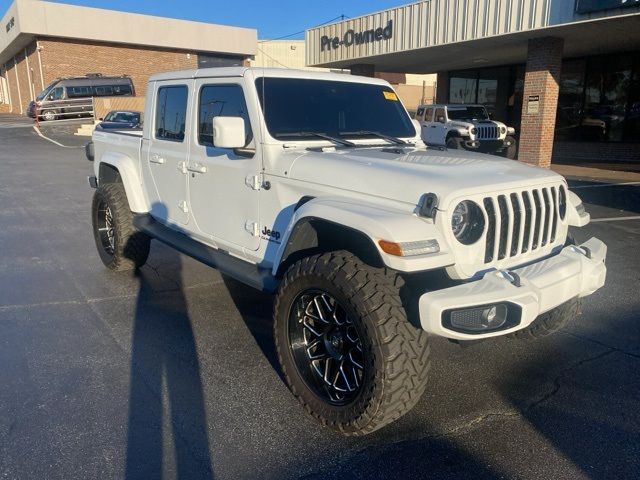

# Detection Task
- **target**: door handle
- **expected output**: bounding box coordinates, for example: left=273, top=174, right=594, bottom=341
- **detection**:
left=150, top=154, right=165, bottom=164
left=187, top=163, right=207, bottom=174
left=431, top=125, right=437, bottom=128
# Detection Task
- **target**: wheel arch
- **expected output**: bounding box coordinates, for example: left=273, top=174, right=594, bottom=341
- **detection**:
left=271, top=197, right=455, bottom=277
left=97, top=153, right=149, bottom=213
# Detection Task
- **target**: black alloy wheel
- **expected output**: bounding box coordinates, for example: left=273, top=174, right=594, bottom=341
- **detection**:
left=288, top=289, right=365, bottom=405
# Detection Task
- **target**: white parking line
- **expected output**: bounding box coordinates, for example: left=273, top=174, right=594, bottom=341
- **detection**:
left=590, top=216, right=640, bottom=223
left=32, top=125, right=80, bottom=148
left=571, top=181, right=640, bottom=189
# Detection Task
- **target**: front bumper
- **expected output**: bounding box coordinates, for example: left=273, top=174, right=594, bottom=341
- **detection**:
left=418, top=237, right=606, bottom=340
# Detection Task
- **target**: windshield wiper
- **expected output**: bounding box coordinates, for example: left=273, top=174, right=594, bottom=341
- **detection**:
left=274, top=132, right=355, bottom=147
left=339, top=130, right=408, bottom=145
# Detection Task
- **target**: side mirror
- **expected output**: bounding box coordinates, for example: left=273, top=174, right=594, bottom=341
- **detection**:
left=212, top=116, right=246, bottom=149
left=437, top=116, right=445, bottom=123
left=98, top=117, right=103, bottom=121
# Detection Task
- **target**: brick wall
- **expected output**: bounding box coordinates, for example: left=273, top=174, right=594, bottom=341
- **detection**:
left=518, top=37, right=564, bottom=168
left=0, top=41, right=44, bottom=113
left=38, top=37, right=199, bottom=98
left=93, top=96, right=146, bottom=121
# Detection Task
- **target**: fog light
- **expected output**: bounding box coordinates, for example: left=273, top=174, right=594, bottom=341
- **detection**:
left=446, top=304, right=510, bottom=333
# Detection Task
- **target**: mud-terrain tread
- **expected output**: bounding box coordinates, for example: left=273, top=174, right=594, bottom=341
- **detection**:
left=510, top=297, right=580, bottom=340
left=92, top=183, right=150, bottom=271
left=274, top=251, right=431, bottom=436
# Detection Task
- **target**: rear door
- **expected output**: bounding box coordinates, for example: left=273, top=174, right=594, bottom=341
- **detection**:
left=421, top=107, right=436, bottom=143
left=187, top=79, right=261, bottom=251
left=143, top=81, right=191, bottom=226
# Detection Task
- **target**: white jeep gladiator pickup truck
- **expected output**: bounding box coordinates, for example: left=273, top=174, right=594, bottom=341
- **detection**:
left=88, top=67, right=606, bottom=435
left=417, top=104, right=518, bottom=159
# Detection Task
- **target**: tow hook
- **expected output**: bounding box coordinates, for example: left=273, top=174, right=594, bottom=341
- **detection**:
left=500, top=270, right=522, bottom=287
left=570, top=245, right=593, bottom=259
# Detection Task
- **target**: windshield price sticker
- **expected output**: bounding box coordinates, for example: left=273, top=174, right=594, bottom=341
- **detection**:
left=383, top=91, right=398, bottom=101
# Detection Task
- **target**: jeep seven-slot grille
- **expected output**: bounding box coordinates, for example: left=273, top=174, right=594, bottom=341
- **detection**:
left=476, top=125, right=499, bottom=140
left=483, top=187, right=560, bottom=264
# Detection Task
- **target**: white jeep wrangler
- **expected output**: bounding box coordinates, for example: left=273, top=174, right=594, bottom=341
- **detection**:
left=417, top=104, right=518, bottom=159
left=88, top=68, right=606, bottom=436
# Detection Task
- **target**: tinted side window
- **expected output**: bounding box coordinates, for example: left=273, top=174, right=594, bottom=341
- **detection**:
left=155, top=86, right=188, bottom=142
left=67, top=86, right=92, bottom=98
left=49, top=87, right=64, bottom=101
left=198, top=85, right=252, bottom=146
left=424, top=108, right=434, bottom=121
left=112, top=84, right=133, bottom=96
left=94, top=85, right=114, bottom=97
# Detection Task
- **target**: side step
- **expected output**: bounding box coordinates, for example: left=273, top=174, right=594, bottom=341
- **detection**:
left=133, top=214, right=279, bottom=293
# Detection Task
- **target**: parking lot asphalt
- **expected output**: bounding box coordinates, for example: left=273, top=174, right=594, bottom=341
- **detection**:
left=0, top=121, right=638, bottom=479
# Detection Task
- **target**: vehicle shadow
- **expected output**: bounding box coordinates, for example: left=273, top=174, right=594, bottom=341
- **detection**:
left=221, top=275, right=284, bottom=382
left=124, top=248, right=214, bottom=479
left=568, top=180, right=640, bottom=214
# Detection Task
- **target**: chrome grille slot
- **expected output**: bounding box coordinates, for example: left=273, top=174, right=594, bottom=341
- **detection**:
left=497, top=195, right=509, bottom=260
left=483, top=198, right=496, bottom=263
left=476, top=125, right=498, bottom=140
left=480, top=185, right=561, bottom=265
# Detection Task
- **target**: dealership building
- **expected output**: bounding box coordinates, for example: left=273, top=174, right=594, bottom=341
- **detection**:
left=306, top=0, right=640, bottom=167
left=0, top=0, right=256, bottom=114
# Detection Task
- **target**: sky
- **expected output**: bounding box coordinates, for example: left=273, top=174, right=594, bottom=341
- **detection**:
left=0, top=0, right=411, bottom=39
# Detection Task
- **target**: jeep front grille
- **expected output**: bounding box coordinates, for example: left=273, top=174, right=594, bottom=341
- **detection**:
left=483, top=187, right=560, bottom=263
left=476, top=125, right=499, bottom=140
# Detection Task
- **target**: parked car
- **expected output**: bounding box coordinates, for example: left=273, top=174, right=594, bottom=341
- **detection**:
left=88, top=67, right=606, bottom=436
left=96, top=110, right=142, bottom=130
left=27, top=74, right=134, bottom=121
left=416, top=104, right=517, bottom=158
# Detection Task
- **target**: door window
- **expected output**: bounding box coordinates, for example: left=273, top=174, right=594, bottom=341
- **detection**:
left=424, top=108, right=434, bottom=122
left=198, top=84, right=253, bottom=147
left=155, top=86, right=188, bottom=142
left=416, top=107, right=425, bottom=120
left=435, top=108, right=446, bottom=123
left=48, top=87, right=64, bottom=101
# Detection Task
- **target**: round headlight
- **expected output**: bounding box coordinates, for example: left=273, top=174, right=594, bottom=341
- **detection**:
left=470, top=127, right=477, bottom=135
left=559, top=185, right=567, bottom=220
left=452, top=201, right=485, bottom=245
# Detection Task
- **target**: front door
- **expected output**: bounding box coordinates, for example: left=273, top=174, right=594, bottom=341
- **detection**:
left=143, top=82, right=191, bottom=225
left=187, top=80, right=261, bottom=251
left=421, top=107, right=436, bottom=143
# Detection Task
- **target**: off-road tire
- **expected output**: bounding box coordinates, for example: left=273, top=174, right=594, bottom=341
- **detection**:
left=446, top=136, right=464, bottom=150
left=91, top=183, right=150, bottom=270
left=509, top=298, right=581, bottom=340
left=501, top=135, right=517, bottom=160
left=274, top=251, right=431, bottom=436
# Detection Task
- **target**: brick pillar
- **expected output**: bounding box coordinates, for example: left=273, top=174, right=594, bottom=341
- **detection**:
left=350, top=64, right=375, bottom=78
left=435, top=71, right=449, bottom=104
left=518, top=37, right=563, bottom=168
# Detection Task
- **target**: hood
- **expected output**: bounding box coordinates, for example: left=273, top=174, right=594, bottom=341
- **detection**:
left=287, top=147, right=562, bottom=210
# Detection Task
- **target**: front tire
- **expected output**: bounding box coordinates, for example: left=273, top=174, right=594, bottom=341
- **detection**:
left=446, top=136, right=464, bottom=150
left=91, top=183, right=150, bottom=270
left=41, top=110, right=57, bottom=121
left=501, top=135, right=517, bottom=159
left=274, top=251, right=431, bottom=435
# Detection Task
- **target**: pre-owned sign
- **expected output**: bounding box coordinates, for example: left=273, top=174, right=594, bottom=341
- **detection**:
left=320, top=20, right=393, bottom=51
left=575, top=0, right=639, bottom=14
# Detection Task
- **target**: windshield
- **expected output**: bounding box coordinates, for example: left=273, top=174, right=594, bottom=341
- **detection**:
left=447, top=106, right=489, bottom=121
left=36, top=81, right=58, bottom=101
left=255, top=78, right=415, bottom=141
left=104, top=111, right=140, bottom=123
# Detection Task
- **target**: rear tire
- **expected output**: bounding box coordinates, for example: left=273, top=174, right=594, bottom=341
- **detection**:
left=91, top=183, right=150, bottom=271
left=510, top=298, right=580, bottom=340
left=274, top=251, right=431, bottom=436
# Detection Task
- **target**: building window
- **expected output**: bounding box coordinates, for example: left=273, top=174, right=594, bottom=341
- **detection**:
left=450, top=72, right=477, bottom=104
left=197, top=53, right=245, bottom=69
left=198, top=84, right=253, bottom=147
left=155, top=85, right=188, bottom=142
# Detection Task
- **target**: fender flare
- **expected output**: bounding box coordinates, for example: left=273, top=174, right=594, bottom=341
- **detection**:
left=98, top=152, right=149, bottom=213
left=271, top=197, right=454, bottom=276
